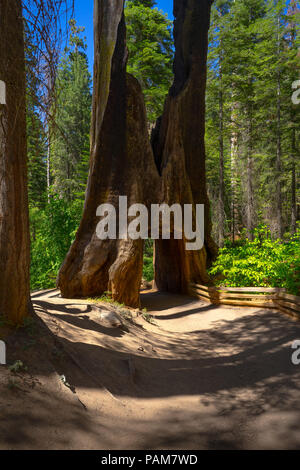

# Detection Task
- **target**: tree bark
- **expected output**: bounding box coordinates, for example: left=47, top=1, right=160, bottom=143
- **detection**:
left=0, top=0, right=31, bottom=324
left=275, top=13, right=283, bottom=238
left=218, top=47, right=225, bottom=247
left=58, top=0, right=216, bottom=305
left=245, top=103, right=254, bottom=241
left=58, top=0, right=160, bottom=307
left=151, top=0, right=217, bottom=293
left=276, top=74, right=283, bottom=238
left=291, top=125, right=297, bottom=234
left=230, top=100, right=239, bottom=244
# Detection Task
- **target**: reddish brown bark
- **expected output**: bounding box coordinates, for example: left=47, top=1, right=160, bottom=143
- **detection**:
left=58, top=0, right=216, bottom=306
left=152, top=0, right=217, bottom=293
left=58, top=1, right=160, bottom=307
left=0, top=0, right=31, bottom=324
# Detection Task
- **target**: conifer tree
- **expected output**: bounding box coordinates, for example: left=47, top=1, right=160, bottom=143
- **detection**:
left=51, top=20, right=92, bottom=202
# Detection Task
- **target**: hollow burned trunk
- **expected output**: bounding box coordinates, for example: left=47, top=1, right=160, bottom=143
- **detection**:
left=58, top=2, right=160, bottom=307
left=0, top=0, right=31, bottom=324
left=152, top=0, right=217, bottom=293
left=58, top=0, right=217, bottom=306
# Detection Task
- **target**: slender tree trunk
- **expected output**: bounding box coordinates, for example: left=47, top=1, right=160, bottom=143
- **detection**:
left=0, top=0, right=31, bottom=324
left=230, top=102, right=238, bottom=244
left=276, top=75, right=283, bottom=238
left=46, top=75, right=54, bottom=203
left=246, top=104, right=254, bottom=240
left=47, top=132, right=51, bottom=201
left=218, top=54, right=225, bottom=247
left=291, top=125, right=297, bottom=234
left=290, top=11, right=297, bottom=234
left=275, top=14, right=283, bottom=238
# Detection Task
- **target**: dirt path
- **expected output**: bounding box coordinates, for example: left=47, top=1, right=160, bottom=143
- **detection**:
left=1, top=289, right=300, bottom=449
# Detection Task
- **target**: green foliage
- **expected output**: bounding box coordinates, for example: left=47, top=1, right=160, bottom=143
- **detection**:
left=125, top=1, right=173, bottom=123
left=143, top=256, right=154, bottom=282
left=51, top=20, right=92, bottom=202
left=206, top=0, right=300, bottom=241
left=129, top=0, right=156, bottom=7
left=143, top=239, right=154, bottom=281
left=142, top=311, right=156, bottom=325
left=209, top=225, right=300, bottom=295
left=9, top=361, right=28, bottom=373
left=30, top=196, right=83, bottom=290
left=88, top=292, right=125, bottom=309
left=25, top=25, right=47, bottom=209
left=27, top=101, right=47, bottom=208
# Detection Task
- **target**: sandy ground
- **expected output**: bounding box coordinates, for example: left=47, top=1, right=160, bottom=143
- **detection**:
left=1, top=288, right=300, bottom=450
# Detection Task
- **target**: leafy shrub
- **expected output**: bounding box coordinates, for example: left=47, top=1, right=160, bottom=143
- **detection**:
left=30, top=196, right=83, bottom=290
left=143, top=255, right=154, bottom=282
left=143, top=239, right=154, bottom=282
left=209, top=225, right=300, bottom=295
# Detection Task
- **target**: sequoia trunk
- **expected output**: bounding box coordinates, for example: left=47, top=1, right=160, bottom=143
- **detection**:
left=58, top=0, right=216, bottom=305
left=57, top=0, right=160, bottom=307
left=0, top=0, right=31, bottom=324
left=152, top=0, right=217, bottom=293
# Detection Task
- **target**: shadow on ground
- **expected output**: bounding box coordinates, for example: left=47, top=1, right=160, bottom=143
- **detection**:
left=1, top=290, right=300, bottom=449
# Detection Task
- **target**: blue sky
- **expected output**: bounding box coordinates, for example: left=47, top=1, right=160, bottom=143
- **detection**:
left=74, top=1, right=174, bottom=73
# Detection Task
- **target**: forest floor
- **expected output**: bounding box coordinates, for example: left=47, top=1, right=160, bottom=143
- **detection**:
left=1, top=288, right=300, bottom=450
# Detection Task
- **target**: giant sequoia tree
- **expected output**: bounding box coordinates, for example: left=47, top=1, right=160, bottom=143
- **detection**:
left=0, top=0, right=31, bottom=324
left=152, top=0, right=217, bottom=292
left=58, top=0, right=217, bottom=307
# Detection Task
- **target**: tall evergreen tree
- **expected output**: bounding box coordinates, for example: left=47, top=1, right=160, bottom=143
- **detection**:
left=25, top=31, right=47, bottom=208
left=206, top=0, right=233, bottom=246
left=51, top=20, right=92, bottom=202
left=206, top=0, right=299, bottom=243
left=27, top=96, right=47, bottom=208
left=125, top=0, right=173, bottom=124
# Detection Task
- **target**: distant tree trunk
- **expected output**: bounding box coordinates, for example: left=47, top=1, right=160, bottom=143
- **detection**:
left=275, top=14, right=283, bottom=238
left=47, top=134, right=51, bottom=201
left=290, top=11, right=298, bottom=235
left=0, top=0, right=31, bottom=324
left=290, top=14, right=297, bottom=235
left=218, top=52, right=225, bottom=247
left=58, top=0, right=216, bottom=305
left=291, top=125, right=297, bottom=234
left=245, top=104, right=254, bottom=240
left=230, top=101, right=239, bottom=244
left=47, top=75, right=54, bottom=203
left=276, top=75, right=283, bottom=238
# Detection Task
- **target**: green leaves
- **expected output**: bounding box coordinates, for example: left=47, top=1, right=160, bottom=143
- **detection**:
left=30, top=197, right=84, bottom=290
left=51, top=20, right=92, bottom=203
left=206, top=0, right=300, bottom=242
left=125, top=1, right=173, bottom=123
left=209, top=225, right=300, bottom=295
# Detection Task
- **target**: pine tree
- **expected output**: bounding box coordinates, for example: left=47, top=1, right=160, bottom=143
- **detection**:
left=51, top=20, right=92, bottom=202
left=206, top=0, right=233, bottom=246
left=125, top=0, right=173, bottom=124
left=25, top=32, right=47, bottom=208
left=205, top=0, right=300, bottom=242
left=27, top=95, right=47, bottom=208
